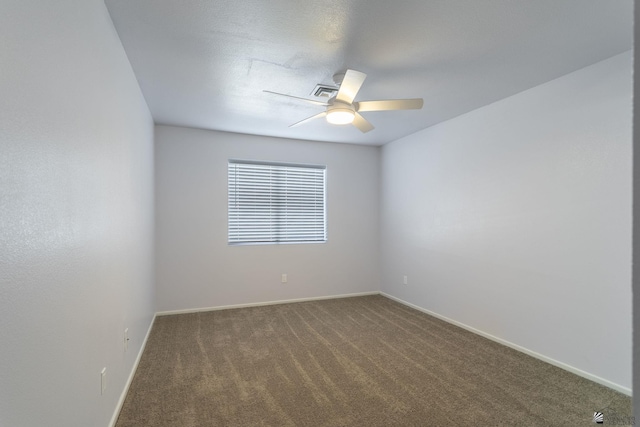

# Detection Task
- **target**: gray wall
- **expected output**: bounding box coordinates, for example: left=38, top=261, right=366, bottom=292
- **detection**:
left=154, top=126, right=380, bottom=312
left=380, top=52, right=632, bottom=392
left=0, top=1, right=155, bottom=426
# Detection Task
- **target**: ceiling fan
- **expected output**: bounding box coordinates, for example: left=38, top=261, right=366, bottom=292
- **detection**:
left=264, top=69, right=424, bottom=133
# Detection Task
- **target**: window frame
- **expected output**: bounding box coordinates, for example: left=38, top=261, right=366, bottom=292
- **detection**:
left=227, top=159, right=327, bottom=246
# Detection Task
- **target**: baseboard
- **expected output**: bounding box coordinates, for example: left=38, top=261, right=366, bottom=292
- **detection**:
left=108, top=313, right=157, bottom=427
left=380, top=292, right=632, bottom=396
left=156, top=291, right=380, bottom=316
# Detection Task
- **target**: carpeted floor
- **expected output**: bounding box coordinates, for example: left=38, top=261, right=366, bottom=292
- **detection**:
left=115, top=295, right=631, bottom=426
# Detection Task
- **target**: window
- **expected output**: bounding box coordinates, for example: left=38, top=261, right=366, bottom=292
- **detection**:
left=228, top=160, right=326, bottom=245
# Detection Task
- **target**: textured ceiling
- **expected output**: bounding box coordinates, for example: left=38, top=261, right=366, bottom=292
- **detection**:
left=106, top=0, right=632, bottom=146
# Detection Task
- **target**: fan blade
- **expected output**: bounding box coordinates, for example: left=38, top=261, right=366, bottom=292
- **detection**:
left=356, top=98, right=424, bottom=112
left=263, top=90, right=328, bottom=106
left=289, top=112, right=327, bottom=128
left=336, top=69, right=367, bottom=104
left=352, top=112, right=374, bottom=133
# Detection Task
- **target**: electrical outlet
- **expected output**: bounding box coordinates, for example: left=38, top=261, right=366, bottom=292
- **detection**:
left=281, top=273, right=288, bottom=283
left=101, top=368, right=107, bottom=395
left=403, top=275, right=408, bottom=285
left=124, top=328, right=129, bottom=352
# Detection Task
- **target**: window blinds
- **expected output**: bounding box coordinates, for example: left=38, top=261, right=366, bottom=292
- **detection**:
left=228, top=160, right=326, bottom=244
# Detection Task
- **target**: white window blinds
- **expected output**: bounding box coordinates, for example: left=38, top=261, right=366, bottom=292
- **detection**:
left=228, top=160, right=326, bottom=245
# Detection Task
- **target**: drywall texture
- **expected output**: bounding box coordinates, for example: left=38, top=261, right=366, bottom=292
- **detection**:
left=380, top=52, right=632, bottom=391
left=0, top=1, right=155, bottom=426
left=155, top=126, right=380, bottom=312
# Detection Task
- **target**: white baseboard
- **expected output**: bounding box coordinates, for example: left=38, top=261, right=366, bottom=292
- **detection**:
left=108, top=313, right=157, bottom=427
left=380, top=292, right=632, bottom=396
left=155, top=291, right=380, bottom=316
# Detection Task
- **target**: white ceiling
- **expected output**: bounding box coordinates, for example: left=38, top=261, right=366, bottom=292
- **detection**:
left=106, top=0, right=632, bottom=146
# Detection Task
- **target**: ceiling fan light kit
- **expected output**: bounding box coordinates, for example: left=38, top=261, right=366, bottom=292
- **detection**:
left=326, top=104, right=355, bottom=125
left=265, top=69, right=424, bottom=133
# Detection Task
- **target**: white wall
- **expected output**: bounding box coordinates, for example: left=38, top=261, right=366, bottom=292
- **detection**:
left=155, top=126, right=379, bottom=312
left=0, top=1, right=155, bottom=426
left=380, top=52, right=632, bottom=391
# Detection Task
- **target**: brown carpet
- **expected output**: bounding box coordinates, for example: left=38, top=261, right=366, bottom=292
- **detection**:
left=115, top=295, right=631, bottom=426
